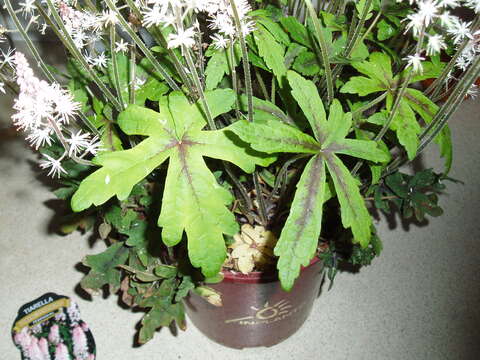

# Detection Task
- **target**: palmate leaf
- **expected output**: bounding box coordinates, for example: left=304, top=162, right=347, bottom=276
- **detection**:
left=324, top=154, right=372, bottom=246
left=287, top=70, right=328, bottom=142
left=274, top=155, right=326, bottom=291
left=72, top=89, right=274, bottom=278
left=254, top=24, right=287, bottom=81
left=231, top=70, right=388, bottom=290
left=341, top=52, right=449, bottom=164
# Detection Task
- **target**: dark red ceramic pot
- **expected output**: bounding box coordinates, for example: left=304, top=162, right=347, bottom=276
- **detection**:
left=184, top=258, right=324, bottom=349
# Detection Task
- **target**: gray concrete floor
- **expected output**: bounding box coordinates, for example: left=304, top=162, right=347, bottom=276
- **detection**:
left=1, top=62, right=479, bottom=359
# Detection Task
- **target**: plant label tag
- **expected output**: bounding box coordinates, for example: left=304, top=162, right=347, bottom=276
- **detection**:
left=11, top=292, right=96, bottom=360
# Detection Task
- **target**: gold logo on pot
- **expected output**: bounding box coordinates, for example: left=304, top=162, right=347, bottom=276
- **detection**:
left=225, top=300, right=304, bottom=325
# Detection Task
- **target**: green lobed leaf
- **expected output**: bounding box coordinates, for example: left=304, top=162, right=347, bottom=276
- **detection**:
left=287, top=70, right=328, bottom=142
left=275, top=155, right=326, bottom=291
left=325, top=154, right=372, bottom=247
left=332, top=139, right=391, bottom=162
left=388, top=97, right=421, bottom=160
left=404, top=88, right=452, bottom=173
left=280, top=16, right=314, bottom=48
left=284, top=43, right=308, bottom=69
left=228, top=119, right=321, bottom=154
left=256, top=16, right=290, bottom=45
left=292, top=51, right=321, bottom=76
left=352, top=52, right=393, bottom=84
left=238, top=95, right=293, bottom=125
left=254, top=25, right=287, bottom=81
left=323, top=99, right=352, bottom=146
left=204, top=44, right=241, bottom=90
left=377, top=19, right=397, bottom=41
left=340, top=76, right=387, bottom=96
left=72, top=90, right=271, bottom=278
left=81, top=243, right=129, bottom=292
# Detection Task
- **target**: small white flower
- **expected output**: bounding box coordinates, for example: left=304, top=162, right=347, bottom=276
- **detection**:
left=93, top=52, right=108, bottom=68
left=438, top=0, right=460, bottom=7
left=115, top=39, right=129, bottom=53
left=19, top=0, right=36, bottom=16
left=142, top=4, right=166, bottom=28
left=26, top=128, right=53, bottom=149
left=0, top=82, right=5, bottom=94
left=438, top=12, right=457, bottom=28
left=404, top=13, right=425, bottom=37
left=53, top=88, right=81, bottom=123
left=464, top=0, right=480, bottom=13
left=417, top=0, right=440, bottom=27
left=101, top=10, right=119, bottom=27
left=83, top=135, right=103, bottom=155
left=67, top=130, right=91, bottom=157
left=167, top=27, right=196, bottom=49
left=1, top=48, right=15, bottom=67
left=40, top=154, right=67, bottom=178
left=467, top=84, right=478, bottom=98
left=426, top=34, right=446, bottom=55
left=404, top=54, right=425, bottom=73
left=211, top=34, right=229, bottom=49
left=448, top=20, right=473, bottom=44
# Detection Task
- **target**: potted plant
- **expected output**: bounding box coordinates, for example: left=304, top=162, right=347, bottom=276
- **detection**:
left=2, top=0, right=479, bottom=350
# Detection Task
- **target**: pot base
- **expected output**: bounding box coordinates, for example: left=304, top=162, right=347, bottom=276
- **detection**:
left=184, top=259, right=324, bottom=349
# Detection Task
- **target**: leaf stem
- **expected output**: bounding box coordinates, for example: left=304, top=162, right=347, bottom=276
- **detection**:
left=184, top=48, right=216, bottom=130
left=229, top=41, right=241, bottom=120
left=304, top=0, right=334, bottom=105
left=351, top=92, right=387, bottom=118
left=110, top=26, right=126, bottom=109
left=228, top=0, right=254, bottom=123
left=123, top=0, right=195, bottom=94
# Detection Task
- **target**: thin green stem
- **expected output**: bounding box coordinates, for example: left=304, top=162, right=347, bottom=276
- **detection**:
left=223, top=162, right=253, bottom=212
left=304, top=0, right=334, bottom=105
left=184, top=48, right=216, bottom=130
left=254, top=68, right=270, bottom=101
left=228, top=0, right=254, bottom=123
left=354, top=11, right=381, bottom=51
left=271, top=77, right=276, bottom=105
left=229, top=42, right=241, bottom=120
left=110, top=26, right=126, bottom=109
left=253, top=172, right=268, bottom=226
left=129, top=47, right=136, bottom=104
left=105, top=0, right=181, bottom=92
left=124, top=0, right=195, bottom=94
left=351, top=92, right=387, bottom=118
left=344, top=0, right=373, bottom=57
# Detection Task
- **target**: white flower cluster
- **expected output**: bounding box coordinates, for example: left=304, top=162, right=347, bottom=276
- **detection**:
left=401, top=0, right=480, bottom=74
left=11, top=52, right=101, bottom=177
left=140, top=0, right=254, bottom=49
left=17, top=1, right=117, bottom=67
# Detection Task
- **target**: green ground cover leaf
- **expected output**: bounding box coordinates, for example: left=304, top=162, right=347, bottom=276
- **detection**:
left=254, top=24, right=287, bottom=81
left=72, top=90, right=273, bottom=278
left=81, top=242, right=129, bottom=293
left=287, top=70, right=328, bottom=142
left=274, top=155, right=326, bottom=291
left=205, top=44, right=241, bottom=90
left=232, top=71, right=388, bottom=290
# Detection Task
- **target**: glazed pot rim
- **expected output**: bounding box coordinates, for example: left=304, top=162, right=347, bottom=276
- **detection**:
left=221, top=256, right=321, bottom=284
